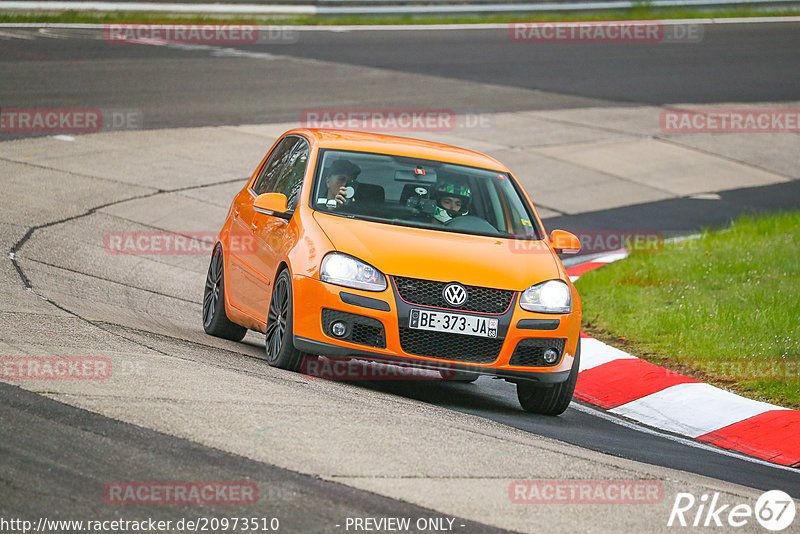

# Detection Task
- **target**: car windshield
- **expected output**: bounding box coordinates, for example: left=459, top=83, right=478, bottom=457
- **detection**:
left=311, top=149, right=541, bottom=240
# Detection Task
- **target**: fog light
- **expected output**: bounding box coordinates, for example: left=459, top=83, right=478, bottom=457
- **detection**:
left=331, top=321, right=347, bottom=338
left=543, top=348, right=559, bottom=364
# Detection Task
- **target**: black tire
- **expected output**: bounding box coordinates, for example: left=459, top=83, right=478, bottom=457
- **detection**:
left=516, top=338, right=581, bottom=416
left=265, top=269, right=311, bottom=371
left=440, top=370, right=480, bottom=382
left=202, top=244, right=247, bottom=341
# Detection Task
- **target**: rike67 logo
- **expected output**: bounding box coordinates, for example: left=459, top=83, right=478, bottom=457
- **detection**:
left=668, top=490, right=796, bottom=531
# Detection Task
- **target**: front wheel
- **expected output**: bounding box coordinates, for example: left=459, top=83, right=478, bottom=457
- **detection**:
left=517, top=338, right=581, bottom=416
left=202, top=244, right=247, bottom=341
left=265, top=269, right=311, bottom=371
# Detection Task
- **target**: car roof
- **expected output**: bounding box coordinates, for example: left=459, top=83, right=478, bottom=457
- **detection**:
left=285, top=129, right=509, bottom=172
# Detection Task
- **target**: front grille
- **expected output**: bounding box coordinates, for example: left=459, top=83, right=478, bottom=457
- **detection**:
left=509, top=338, right=566, bottom=367
left=393, top=276, right=515, bottom=314
left=322, top=309, right=386, bottom=349
left=398, top=328, right=503, bottom=363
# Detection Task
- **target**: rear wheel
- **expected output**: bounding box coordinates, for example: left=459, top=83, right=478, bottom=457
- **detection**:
left=202, top=244, right=247, bottom=341
left=517, top=338, right=580, bottom=416
left=265, top=269, right=311, bottom=371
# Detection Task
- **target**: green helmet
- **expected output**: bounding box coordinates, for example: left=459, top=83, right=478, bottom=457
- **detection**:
left=433, top=181, right=471, bottom=223
left=435, top=182, right=471, bottom=200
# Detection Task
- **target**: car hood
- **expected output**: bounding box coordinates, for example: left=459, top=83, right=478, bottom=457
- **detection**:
left=312, top=212, right=563, bottom=290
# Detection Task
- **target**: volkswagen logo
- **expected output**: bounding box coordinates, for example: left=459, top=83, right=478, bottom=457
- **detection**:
left=442, top=283, right=468, bottom=307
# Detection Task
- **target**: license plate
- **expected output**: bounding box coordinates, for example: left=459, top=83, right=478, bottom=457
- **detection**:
left=409, top=309, right=498, bottom=338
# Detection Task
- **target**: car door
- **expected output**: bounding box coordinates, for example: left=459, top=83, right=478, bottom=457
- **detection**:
left=231, top=135, right=309, bottom=321
left=227, top=136, right=299, bottom=317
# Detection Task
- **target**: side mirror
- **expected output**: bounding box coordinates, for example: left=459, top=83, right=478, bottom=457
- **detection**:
left=550, top=229, right=581, bottom=255
left=253, top=193, right=289, bottom=219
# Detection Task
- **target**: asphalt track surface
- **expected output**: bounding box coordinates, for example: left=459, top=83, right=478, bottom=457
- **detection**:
left=242, top=23, right=800, bottom=105
left=1, top=22, right=799, bottom=532
left=1, top=23, right=799, bottom=135
left=0, top=381, right=501, bottom=533
left=351, top=378, right=800, bottom=493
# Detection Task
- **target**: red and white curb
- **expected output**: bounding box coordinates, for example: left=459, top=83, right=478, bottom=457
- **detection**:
left=568, top=251, right=800, bottom=468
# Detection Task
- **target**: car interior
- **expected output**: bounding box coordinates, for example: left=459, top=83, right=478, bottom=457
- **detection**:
left=313, top=151, right=539, bottom=240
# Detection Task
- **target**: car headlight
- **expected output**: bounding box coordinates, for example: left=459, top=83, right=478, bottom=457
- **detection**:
left=320, top=252, right=387, bottom=292
left=519, top=280, right=571, bottom=313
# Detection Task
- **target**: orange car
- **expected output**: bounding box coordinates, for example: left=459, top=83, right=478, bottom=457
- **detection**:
left=203, top=129, right=582, bottom=415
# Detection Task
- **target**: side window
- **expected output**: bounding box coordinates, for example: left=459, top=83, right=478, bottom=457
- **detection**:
left=274, top=141, right=310, bottom=211
left=251, top=137, right=299, bottom=196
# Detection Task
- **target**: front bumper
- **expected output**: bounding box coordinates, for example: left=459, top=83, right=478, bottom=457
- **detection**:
left=294, top=336, right=571, bottom=383
left=291, top=274, right=581, bottom=383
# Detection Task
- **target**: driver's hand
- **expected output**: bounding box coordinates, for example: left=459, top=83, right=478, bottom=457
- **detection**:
left=334, top=186, right=347, bottom=206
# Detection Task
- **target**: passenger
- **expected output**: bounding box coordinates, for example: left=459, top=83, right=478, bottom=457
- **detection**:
left=322, top=159, right=361, bottom=208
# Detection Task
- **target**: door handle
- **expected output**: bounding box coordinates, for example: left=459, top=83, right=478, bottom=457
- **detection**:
left=251, top=221, right=258, bottom=232
left=233, top=208, right=240, bottom=219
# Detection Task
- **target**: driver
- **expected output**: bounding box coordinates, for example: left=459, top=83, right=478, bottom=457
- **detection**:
left=322, top=159, right=361, bottom=208
left=432, top=181, right=471, bottom=224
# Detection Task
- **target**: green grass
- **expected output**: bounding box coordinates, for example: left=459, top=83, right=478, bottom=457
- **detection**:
left=575, top=211, right=800, bottom=409
left=1, top=7, right=800, bottom=25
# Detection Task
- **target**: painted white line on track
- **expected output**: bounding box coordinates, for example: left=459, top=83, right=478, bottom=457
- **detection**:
left=2, top=0, right=800, bottom=16
left=0, top=28, right=35, bottom=39
left=610, top=382, right=789, bottom=438
left=165, top=41, right=279, bottom=59
left=101, top=35, right=282, bottom=59
left=276, top=16, right=800, bottom=30
left=0, top=2, right=318, bottom=14
left=1, top=17, right=800, bottom=31
left=569, top=401, right=800, bottom=473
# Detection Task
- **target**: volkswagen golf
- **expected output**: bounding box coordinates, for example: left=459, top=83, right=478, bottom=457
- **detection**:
left=203, top=129, right=582, bottom=415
